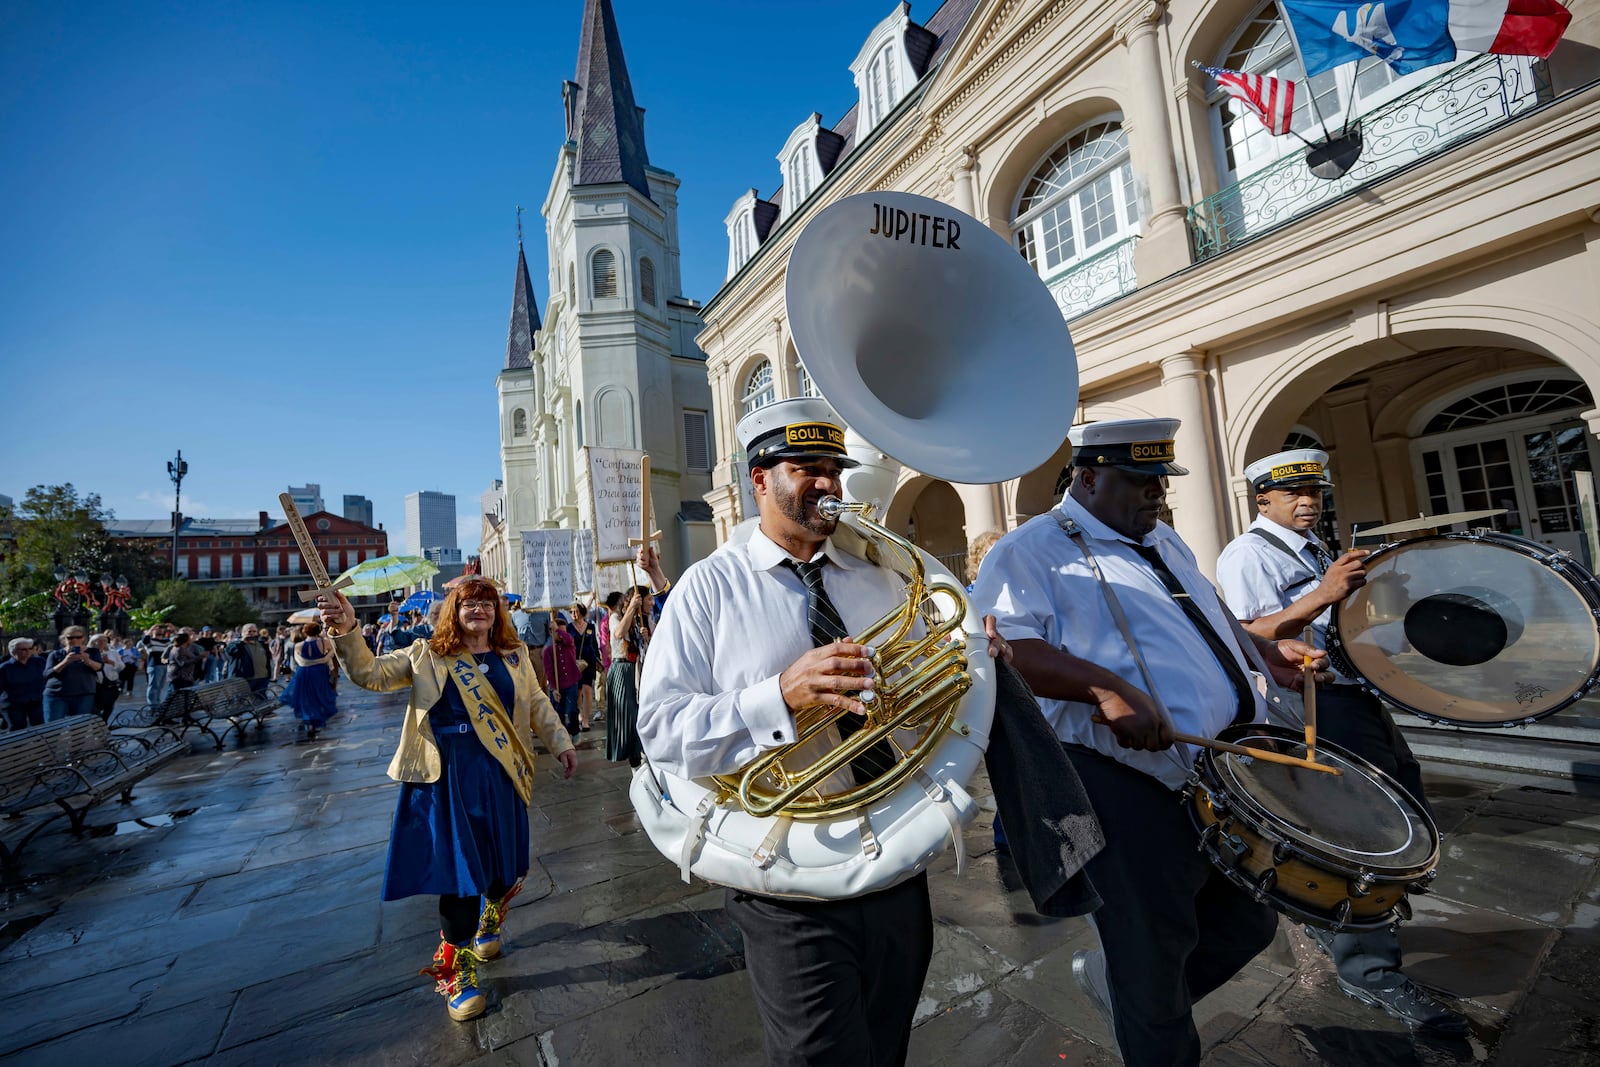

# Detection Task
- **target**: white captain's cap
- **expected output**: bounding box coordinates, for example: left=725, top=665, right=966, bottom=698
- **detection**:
left=1068, top=418, right=1188, bottom=476
left=1245, top=448, right=1333, bottom=492
left=736, top=397, right=861, bottom=470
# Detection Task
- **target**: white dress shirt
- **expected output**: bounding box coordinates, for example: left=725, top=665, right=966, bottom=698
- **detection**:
left=1215, top=515, right=1350, bottom=682
left=638, top=525, right=907, bottom=780
left=969, top=495, right=1265, bottom=789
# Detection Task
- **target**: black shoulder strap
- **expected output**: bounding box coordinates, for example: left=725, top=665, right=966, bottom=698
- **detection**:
left=1247, top=528, right=1319, bottom=592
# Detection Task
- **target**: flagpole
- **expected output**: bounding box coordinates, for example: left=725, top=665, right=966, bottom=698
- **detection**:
left=1274, top=4, right=1335, bottom=141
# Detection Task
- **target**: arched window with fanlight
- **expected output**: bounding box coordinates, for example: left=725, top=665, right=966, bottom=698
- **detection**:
left=591, top=248, right=617, bottom=299
left=1012, top=121, right=1141, bottom=281
left=512, top=409, right=528, bottom=438
left=742, top=361, right=776, bottom=416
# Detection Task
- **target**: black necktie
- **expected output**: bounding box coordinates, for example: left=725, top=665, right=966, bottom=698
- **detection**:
left=1131, top=543, right=1255, bottom=726
left=786, top=557, right=850, bottom=647
left=782, top=557, right=890, bottom=784
left=1307, top=538, right=1335, bottom=574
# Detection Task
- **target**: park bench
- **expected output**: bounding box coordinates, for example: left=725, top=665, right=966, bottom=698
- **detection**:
left=187, top=677, right=278, bottom=749
left=108, top=688, right=195, bottom=748
left=0, top=714, right=185, bottom=877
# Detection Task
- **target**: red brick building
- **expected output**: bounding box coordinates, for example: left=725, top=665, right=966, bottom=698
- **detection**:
left=106, top=511, right=390, bottom=619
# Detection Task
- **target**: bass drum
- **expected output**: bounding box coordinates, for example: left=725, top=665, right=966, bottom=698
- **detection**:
left=1330, top=532, right=1600, bottom=726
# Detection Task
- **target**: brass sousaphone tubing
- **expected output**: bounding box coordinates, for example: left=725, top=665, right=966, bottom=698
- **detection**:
left=710, top=497, right=973, bottom=819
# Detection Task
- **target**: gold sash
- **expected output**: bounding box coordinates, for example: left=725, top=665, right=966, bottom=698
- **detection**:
left=446, top=653, right=537, bottom=805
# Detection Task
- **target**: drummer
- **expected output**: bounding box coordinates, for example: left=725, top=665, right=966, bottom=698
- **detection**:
left=970, top=418, right=1326, bottom=1065
left=1215, top=448, right=1468, bottom=1034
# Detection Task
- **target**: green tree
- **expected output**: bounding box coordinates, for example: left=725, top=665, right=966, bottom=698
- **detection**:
left=7, top=484, right=110, bottom=575
left=144, top=579, right=259, bottom=630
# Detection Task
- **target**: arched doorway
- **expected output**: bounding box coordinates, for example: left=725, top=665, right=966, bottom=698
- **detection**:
left=886, top=478, right=968, bottom=573
left=1012, top=437, right=1075, bottom=524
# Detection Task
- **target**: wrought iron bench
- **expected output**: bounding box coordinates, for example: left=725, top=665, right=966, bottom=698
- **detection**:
left=188, top=678, right=278, bottom=749
left=0, top=714, right=185, bottom=877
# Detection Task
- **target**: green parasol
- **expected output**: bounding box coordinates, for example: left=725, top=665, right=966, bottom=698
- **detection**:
left=335, top=554, right=439, bottom=596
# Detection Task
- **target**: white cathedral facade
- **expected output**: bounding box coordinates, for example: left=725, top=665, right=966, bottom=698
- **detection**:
left=487, top=0, right=715, bottom=598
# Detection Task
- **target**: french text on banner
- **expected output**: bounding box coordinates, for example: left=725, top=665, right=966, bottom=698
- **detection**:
left=586, top=446, right=646, bottom=563
left=522, top=529, right=576, bottom=610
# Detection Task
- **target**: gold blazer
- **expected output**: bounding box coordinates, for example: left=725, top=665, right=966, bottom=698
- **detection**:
left=331, top=630, right=573, bottom=787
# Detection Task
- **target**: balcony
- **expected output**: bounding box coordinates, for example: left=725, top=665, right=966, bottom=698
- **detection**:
left=1042, top=236, right=1140, bottom=321
left=1188, top=55, right=1553, bottom=261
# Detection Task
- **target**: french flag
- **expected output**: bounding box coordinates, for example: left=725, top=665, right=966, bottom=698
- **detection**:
left=1450, top=0, right=1571, bottom=56
left=1281, top=0, right=1571, bottom=77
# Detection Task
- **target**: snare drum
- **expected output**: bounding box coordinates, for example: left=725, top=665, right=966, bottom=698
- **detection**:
left=1184, top=724, right=1438, bottom=931
left=1330, top=532, right=1600, bottom=726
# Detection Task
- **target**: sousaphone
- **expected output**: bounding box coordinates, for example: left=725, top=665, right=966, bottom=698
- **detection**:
left=631, top=192, right=1078, bottom=898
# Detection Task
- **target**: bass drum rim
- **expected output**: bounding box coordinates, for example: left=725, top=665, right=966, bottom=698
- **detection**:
left=630, top=548, right=996, bottom=900
left=1329, top=532, right=1600, bottom=727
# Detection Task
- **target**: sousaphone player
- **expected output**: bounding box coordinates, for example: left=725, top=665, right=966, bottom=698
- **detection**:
left=1215, top=447, right=1468, bottom=1034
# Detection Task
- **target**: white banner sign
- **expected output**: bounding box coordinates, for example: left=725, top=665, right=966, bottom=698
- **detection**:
left=522, top=529, right=575, bottom=610
left=588, top=446, right=646, bottom=563
left=574, top=527, right=596, bottom=595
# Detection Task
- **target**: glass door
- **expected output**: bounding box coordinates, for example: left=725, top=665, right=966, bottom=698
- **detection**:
left=1523, top=421, right=1593, bottom=557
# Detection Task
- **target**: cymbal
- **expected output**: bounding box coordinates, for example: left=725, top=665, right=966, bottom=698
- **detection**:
left=1356, top=509, right=1507, bottom=539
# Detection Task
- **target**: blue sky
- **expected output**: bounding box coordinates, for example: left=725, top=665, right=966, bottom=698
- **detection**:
left=1, top=0, right=908, bottom=553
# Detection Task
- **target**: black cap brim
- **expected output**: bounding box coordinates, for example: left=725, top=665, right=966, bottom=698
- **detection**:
left=750, top=449, right=861, bottom=470
left=1099, top=460, right=1189, bottom=477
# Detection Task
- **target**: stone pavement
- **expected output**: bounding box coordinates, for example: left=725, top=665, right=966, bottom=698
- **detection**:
left=1, top=682, right=1597, bottom=1067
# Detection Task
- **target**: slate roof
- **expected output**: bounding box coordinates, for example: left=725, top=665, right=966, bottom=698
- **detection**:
left=505, top=242, right=541, bottom=371
left=106, top=518, right=264, bottom=537
left=570, top=0, right=652, bottom=200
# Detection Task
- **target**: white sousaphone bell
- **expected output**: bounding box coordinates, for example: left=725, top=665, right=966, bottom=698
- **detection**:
left=630, top=191, right=1079, bottom=899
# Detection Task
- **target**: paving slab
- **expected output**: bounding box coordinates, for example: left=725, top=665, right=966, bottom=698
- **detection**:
left=5, top=681, right=1600, bottom=1065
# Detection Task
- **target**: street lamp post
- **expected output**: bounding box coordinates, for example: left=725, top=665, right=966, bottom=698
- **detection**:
left=167, top=449, right=188, bottom=579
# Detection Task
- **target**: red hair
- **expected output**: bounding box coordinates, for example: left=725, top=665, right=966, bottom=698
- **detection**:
left=429, top=579, right=520, bottom=657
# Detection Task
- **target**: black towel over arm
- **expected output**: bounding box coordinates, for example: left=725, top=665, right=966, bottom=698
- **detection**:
left=982, top=659, right=1104, bottom=918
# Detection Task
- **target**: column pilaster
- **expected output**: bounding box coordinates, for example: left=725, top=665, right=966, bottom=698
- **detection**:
left=1159, top=350, right=1225, bottom=573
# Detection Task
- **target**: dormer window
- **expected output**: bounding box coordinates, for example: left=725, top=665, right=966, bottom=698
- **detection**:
left=778, top=116, right=825, bottom=219
left=725, top=190, right=761, bottom=278
left=850, top=4, right=917, bottom=140
left=865, top=42, right=900, bottom=126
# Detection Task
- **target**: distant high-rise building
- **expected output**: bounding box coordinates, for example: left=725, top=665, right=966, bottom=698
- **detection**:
left=405, top=491, right=456, bottom=556
left=423, top=547, right=464, bottom=565
left=286, top=483, right=325, bottom=515
left=343, top=494, right=374, bottom=527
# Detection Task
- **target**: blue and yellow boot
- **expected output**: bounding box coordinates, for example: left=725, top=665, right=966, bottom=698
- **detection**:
left=472, top=881, right=523, bottom=961
left=420, top=936, right=486, bottom=1021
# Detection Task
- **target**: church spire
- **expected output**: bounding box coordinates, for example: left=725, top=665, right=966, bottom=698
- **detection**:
left=505, top=239, right=540, bottom=371
left=566, top=0, right=652, bottom=201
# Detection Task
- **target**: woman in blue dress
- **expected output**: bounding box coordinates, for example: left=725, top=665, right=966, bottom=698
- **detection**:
left=280, top=620, right=338, bottom=739
left=321, top=579, right=577, bottom=1022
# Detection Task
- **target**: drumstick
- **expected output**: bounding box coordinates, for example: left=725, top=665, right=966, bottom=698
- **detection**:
left=1171, top=732, right=1341, bottom=775
left=1302, top=625, right=1317, bottom=765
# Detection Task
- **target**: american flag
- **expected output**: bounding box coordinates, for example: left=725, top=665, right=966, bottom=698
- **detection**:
left=1198, top=65, right=1296, bottom=136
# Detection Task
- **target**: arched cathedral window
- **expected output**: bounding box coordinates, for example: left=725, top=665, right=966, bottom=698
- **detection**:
left=742, top=361, right=776, bottom=416
left=639, top=257, right=656, bottom=306
left=512, top=409, right=528, bottom=437
left=1012, top=121, right=1140, bottom=279
left=591, top=249, right=617, bottom=299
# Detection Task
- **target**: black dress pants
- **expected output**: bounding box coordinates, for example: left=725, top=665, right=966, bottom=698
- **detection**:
left=725, top=871, right=933, bottom=1067
left=1317, top=685, right=1432, bottom=989
left=1064, top=745, right=1279, bottom=1067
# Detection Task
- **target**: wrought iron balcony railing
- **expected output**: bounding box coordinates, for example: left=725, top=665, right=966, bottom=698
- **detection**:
left=1043, top=235, right=1140, bottom=321
left=1188, top=54, right=1553, bottom=261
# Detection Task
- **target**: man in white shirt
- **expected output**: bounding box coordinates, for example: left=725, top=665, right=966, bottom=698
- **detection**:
left=971, top=418, right=1323, bottom=1067
left=639, top=397, right=1005, bottom=1067
left=1215, top=448, right=1467, bottom=1034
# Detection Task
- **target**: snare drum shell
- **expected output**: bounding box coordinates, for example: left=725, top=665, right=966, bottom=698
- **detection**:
left=1185, top=724, right=1439, bottom=931
left=1330, top=533, right=1600, bottom=727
